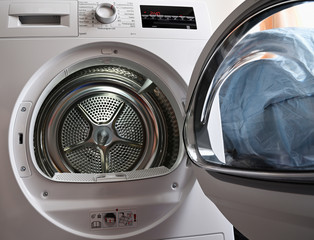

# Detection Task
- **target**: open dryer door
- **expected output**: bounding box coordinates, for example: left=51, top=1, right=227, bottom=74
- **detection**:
left=185, top=0, right=314, bottom=239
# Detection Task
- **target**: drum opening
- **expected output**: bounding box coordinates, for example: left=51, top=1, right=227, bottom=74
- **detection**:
left=33, top=65, right=180, bottom=180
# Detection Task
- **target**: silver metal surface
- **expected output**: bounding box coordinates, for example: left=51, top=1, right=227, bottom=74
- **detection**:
left=34, top=65, right=179, bottom=179
left=59, top=93, right=145, bottom=173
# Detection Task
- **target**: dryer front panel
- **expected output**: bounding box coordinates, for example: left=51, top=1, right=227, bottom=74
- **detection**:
left=9, top=42, right=193, bottom=239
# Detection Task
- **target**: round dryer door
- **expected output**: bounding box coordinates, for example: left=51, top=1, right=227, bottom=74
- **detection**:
left=185, top=0, right=314, bottom=239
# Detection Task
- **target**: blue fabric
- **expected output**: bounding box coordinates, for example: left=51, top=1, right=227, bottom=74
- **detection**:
left=219, top=28, right=314, bottom=170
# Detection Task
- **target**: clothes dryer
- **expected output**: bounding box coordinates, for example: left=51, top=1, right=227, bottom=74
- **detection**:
left=4, top=1, right=314, bottom=240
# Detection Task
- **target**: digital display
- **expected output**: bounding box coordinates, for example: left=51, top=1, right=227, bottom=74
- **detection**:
left=140, top=5, right=197, bottom=29
left=141, top=6, right=195, bottom=17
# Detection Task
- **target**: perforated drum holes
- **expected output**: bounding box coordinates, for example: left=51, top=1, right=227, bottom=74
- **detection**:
left=33, top=65, right=180, bottom=181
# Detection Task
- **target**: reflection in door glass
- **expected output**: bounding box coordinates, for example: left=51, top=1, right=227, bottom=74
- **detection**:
left=212, top=3, right=314, bottom=171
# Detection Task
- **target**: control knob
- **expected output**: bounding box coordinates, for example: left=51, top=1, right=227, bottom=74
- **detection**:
left=95, top=3, right=117, bottom=24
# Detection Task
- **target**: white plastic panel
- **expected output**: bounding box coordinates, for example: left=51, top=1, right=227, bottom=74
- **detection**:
left=12, top=102, right=32, bottom=178
left=0, top=1, right=78, bottom=37
left=8, top=41, right=190, bottom=239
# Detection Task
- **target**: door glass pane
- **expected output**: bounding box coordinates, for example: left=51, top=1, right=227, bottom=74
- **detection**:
left=188, top=2, right=314, bottom=173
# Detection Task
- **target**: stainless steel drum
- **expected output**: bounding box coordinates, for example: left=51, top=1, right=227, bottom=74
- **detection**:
left=34, top=65, right=179, bottom=178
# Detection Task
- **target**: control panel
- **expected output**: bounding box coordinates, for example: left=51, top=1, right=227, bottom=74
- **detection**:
left=78, top=1, right=205, bottom=38
left=0, top=0, right=210, bottom=39
left=79, top=2, right=197, bottom=31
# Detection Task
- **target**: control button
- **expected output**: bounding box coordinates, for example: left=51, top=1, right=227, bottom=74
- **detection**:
left=95, top=3, right=117, bottom=24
